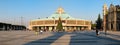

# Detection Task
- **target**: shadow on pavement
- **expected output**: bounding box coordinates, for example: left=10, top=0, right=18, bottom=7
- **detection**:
left=23, top=32, right=65, bottom=45
left=69, top=31, right=120, bottom=45
left=102, top=32, right=120, bottom=39
left=69, top=32, right=98, bottom=45
left=23, top=31, right=120, bottom=45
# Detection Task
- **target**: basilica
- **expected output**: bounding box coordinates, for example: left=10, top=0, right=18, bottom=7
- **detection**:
left=29, top=7, right=91, bottom=31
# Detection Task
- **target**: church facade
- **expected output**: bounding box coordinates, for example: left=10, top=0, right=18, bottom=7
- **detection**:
left=103, top=4, right=120, bottom=31
left=29, top=7, right=91, bottom=31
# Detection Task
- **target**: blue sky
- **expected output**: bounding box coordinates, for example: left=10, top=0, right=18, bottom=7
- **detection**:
left=0, top=0, right=120, bottom=26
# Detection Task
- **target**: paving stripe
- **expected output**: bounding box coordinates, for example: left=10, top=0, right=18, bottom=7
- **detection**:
left=50, top=34, right=71, bottom=45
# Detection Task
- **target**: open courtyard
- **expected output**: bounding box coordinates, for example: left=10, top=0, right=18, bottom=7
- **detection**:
left=0, top=30, right=120, bottom=45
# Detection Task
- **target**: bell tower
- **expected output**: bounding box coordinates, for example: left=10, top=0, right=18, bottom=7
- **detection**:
left=103, top=3, right=108, bottom=31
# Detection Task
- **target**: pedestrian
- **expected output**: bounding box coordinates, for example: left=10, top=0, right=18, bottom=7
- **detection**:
left=40, top=30, right=43, bottom=34
left=96, top=29, right=99, bottom=36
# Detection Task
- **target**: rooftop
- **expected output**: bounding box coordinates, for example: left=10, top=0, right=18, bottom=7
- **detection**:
left=32, top=7, right=89, bottom=21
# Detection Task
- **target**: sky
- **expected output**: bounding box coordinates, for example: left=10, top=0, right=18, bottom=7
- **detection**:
left=0, top=0, right=120, bottom=27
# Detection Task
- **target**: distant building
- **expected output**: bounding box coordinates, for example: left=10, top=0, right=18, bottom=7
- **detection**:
left=29, top=7, right=91, bottom=31
left=0, top=22, right=26, bottom=31
left=103, top=4, right=120, bottom=31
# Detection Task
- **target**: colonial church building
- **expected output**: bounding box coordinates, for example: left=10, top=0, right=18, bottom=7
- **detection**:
left=103, top=4, right=120, bottom=31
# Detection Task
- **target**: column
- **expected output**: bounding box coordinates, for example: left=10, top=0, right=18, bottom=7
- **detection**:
left=37, top=26, right=39, bottom=30
left=88, top=25, right=91, bottom=30
left=74, top=26, right=77, bottom=30
left=49, top=26, right=52, bottom=31
left=54, top=26, right=56, bottom=29
left=64, top=26, right=67, bottom=31
left=113, top=11, right=117, bottom=31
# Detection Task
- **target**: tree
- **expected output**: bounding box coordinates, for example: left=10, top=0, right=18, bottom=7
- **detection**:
left=56, top=17, right=63, bottom=32
left=91, top=24, right=96, bottom=30
left=96, top=14, right=103, bottom=30
left=91, top=22, right=96, bottom=30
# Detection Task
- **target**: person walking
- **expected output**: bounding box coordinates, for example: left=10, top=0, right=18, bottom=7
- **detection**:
left=40, top=29, right=43, bottom=34
left=96, top=29, right=99, bottom=36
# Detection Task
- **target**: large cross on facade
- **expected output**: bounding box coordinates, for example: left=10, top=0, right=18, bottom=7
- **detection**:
left=57, top=7, right=64, bottom=14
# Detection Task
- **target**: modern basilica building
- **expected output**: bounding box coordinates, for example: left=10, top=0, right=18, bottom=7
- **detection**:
left=29, top=7, right=91, bottom=31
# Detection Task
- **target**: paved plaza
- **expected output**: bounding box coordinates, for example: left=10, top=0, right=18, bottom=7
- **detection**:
left=0, top=30, right=120, bottom=45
